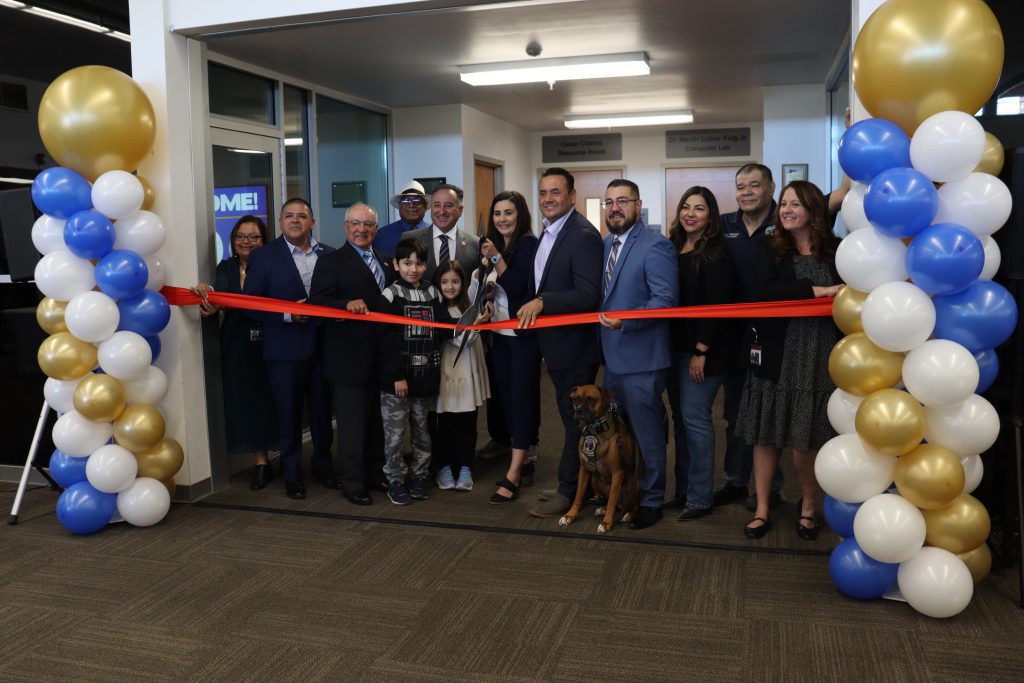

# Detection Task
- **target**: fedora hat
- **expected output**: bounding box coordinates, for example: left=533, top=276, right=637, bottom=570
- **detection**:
left=390, top=180, right=428, bottom=208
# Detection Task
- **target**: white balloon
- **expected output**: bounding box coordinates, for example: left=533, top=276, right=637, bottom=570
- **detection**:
left=827, top=388, right=863, bottom=434
left=902, top=340, right=979, bottom=408
left=144, top=254, right=166, bottom=291
left=85, top=444, right=138, bottom=493
left=934, top=173, right=1012, bottom=237
left=52, top=411, right=113, bottom=457
left=841, top=182, right=871, bottom=233
left=897, top=547, right=974, bottom=618
left=853, top=493, right=926, bottom=563
left=122, top=365, right=169, bottom=405
left=97, top=331, right=153, bottom=381
left=63, top=291, right=120, bottom=343
left=909, top=111, right=986, bottom=183
left=33, top=251, right=95, bottom=300
left=835, top=228, right=908, bottom=293
left=814, top=434, right=896, bottom=503
left=861, top=281, right=935, bottom=352
left=44, top=377, right=82, bottom=414
left=91, top=171, right=144, bottom=220
left=116, top=477, right=171, bottom=527
left=114, top=211, right=166, bottom=256
left=31, top=215, right=67, bottom=255
left=959, top=454, right=983, bottom=495
left=979, top=236, right=1001, bottom=280
left=924, top=395, right=1000, bottom=457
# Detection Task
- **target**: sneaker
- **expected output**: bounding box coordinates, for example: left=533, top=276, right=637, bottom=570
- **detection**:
left=745, top=490, right=783, bottom=512
left=455, top=467, right=474, bottom=491
left=477, top=439, right=511, bottom=460
left=387, top=481, right=411, bottom=506
left=712, top=482, right=749, bottom=507
left=409, top=476, right=431, bottom=500
left=436, top=466, right=455, bottom=490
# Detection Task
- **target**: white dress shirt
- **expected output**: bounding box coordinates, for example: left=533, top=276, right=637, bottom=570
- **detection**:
left=533, top=208, right=575, bottom=288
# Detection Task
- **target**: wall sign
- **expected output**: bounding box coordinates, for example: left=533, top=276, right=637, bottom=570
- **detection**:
left=542, top=134, right=622, bottom=163
left=666, top=128, right=751, bottom=158
left=213, top=185, right=269, bottom=262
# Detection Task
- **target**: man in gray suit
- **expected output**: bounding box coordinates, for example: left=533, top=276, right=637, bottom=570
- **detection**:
left=402, top=183, right=479, bottom=285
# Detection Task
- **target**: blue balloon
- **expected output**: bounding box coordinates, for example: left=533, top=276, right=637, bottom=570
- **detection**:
left=823, top=496, right=861, bottom=539
left=30, top=167, right=93, bottom=219
left=837, top=118, right=912, bottom=183
left=974, top=349, right=999, bottom=393
left=64, top=209, right=116, bottom=259
left=905, top=223, right=984, bottom=296
left=55, top=481, right=116, bottom=535
left=118, top=290, right=171, bottom=336
left=95, top=249, right=149, bottom=300
left=48, top=448, right=88, bottom=488
left=144, top=334, right=161, bottom=362
left=864, top=167, right=938, bottom=238
left=829, top=537, right=899, bottom=600
left=933, top=280, right=1019, bottom=352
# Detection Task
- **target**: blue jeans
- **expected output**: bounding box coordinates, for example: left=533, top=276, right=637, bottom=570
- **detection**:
left=723, top=365, right=783, bottom=493
left=667, top=353, right=725, bottom=509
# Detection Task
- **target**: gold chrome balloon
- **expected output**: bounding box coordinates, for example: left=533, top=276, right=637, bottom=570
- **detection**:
left=36, top=297, right=68, bottom=334
left=832, top=286, right=867, bottom=335
left=159, top=477, right=177, bottom=498
left=922, top=494, right=991, bottom=554
left=894, top=443, right=965, bottom=509
left=137, top=174, right=156, bottom=211
left=37, top=66, right=156, bottom=181
left=828, top=333, right=904, bottom=397
left=957, top=543, right=992, bottom=584
left=852, top=0, right=1004, bottom=135
left=37, top=332, right=97, bottom=381
left=135, top=438, right=185, bottom=480
left=973, top=132, right=1005, bottom=176
left=855, top=389, right=925, bottom=456
left=73, top=373, right=126, bottom=422
left=113, top=404, right=166, bottom=453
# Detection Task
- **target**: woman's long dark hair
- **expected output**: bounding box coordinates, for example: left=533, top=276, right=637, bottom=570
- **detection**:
left=771, top=181, right=838, bottom=264
left=669, top=186, right=722, bottom=267
left=435, top=260, right=470, bottom=311
left=229, top=215, right=270, bottom=258
left=485, top=190, right=532, bottom=257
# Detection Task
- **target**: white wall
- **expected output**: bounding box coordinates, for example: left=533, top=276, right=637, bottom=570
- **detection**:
left=762, top=84, right=829, bottom=191
left=0, top=74, right=48, bottom=169
left=460, top=105, right=532, bottom=232
left=390, top=104, right=463, bottom=222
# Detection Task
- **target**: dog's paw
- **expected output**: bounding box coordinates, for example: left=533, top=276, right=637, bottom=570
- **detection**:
left=594, top=506, right=606, bottom=517
left=620, top=512, right=633, bottom=523
left=596, top=523, right=609, bottom=534
left=558, top=515, right=574, bottom=527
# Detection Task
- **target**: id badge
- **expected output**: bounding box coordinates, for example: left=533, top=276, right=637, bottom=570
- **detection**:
left=749, top=344, right=763, bottom=367
left=249, top=325, right=263, bottom=343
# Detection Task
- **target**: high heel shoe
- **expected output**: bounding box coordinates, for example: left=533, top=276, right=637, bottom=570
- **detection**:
left=489, top=478, right=519, bottom=504
left=520, top=462, right=535, bottom=487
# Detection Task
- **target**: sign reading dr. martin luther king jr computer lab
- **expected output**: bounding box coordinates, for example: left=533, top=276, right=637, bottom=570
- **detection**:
left=542, top=134, right=622, bottom=163
left=666, top=128, right=751, bottom=158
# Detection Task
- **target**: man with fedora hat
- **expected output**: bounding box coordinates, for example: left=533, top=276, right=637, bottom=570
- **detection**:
left=374, top=180, right=430, bottom=256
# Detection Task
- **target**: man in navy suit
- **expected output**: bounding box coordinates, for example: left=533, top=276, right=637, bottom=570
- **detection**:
left=596, top=179, right=678, bottom=529
left=518, top=168, right=604, bottom=518
left=309, top=202, right=393, bottom=505
left=242, top=197, right=335, bottom=500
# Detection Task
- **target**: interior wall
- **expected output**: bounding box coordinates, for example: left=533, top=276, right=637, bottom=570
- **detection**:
left=763, top=84, right=829, bottom=192
left=390, top=104, right=463, bottom=224
left=0, top=74, right=48, bottom=169
left=459, top=105, right=532, bottom=235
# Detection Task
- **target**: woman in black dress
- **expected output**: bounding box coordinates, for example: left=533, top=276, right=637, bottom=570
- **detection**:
left=193, top=216, right=278, bottom=489
left=737, top=181, right=844, bottom=540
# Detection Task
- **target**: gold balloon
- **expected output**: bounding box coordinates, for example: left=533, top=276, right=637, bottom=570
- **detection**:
left=922, top=494, right=991, bottom=554
left=894, top=443, right=965, bottom=509
left=38, top=66, right=156, bottom=181
left=136, top=438, right=185, bottom=480
left=137, top=175, right=156, bottom=211
left=832, top=287, right=867, bottom=335
left=36, top=297, right=68, bottom=334
left=828, top=333, right=904, bottom=397
left=113, top=404, right=166, bottom=453
left=37, top=332, right=97, bottom=381
left=159, top=477, right=177, bottom=499
left=973, top=132, right=1005, bottom=176
left=957, top=543, right=992, bottom=584
left=852, top=0, right=1004, bottom=135
left=855, top=389, right=925, bottom=456
left=73, top=374, right=126, bottom=423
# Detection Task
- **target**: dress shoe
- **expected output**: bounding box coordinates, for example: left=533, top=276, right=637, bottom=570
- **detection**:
left=528, top=493, right=571, bottom=518
left=313, top=472, right=345, bottom=490
left=477, top=439, right=511, bottom=460
left=662, top=496, right=686, bottom=509
left=285, top=480, right=306, bottom=500
left=250, top=464, right=274, bottom=491
left=537, top=488, right=558, bottom=501
left=628, top=506, right=663, bottom=530
left=711, top=482, right=748, bottom=506
left=676, top=506, right=711, bottom=521
left=744, top=516, right=771, bottom=539
left=746, top=490, right=782, bottom=512
left=342, top=489, right=372, bottom=506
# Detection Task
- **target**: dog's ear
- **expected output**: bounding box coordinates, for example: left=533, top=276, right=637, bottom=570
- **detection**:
left=569, top=385, right=580, bottom=399
left=601, top=387, right=613, bottom=407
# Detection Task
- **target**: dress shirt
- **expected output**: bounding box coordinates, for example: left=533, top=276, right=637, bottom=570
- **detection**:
left=283, top=237, right=320, bottom=322
left=350, top=242, right=385, bottom=291
left=432, top=225, right=458, bottom=265
left=533, top=208, right=575, bottom=287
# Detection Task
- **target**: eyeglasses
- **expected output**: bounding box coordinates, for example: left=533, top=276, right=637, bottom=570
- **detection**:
left=601, top=198, right=640, bottom=208
left=345, top=220, right=378, bottom=229
left=399, top=197, right=425, bottom=206
left=234, top=234, right=263, bottom=243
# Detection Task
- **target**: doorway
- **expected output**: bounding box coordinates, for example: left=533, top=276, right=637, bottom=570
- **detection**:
left=664, top=166, right=741, bottom=235
left=474, top=159, right=501, bottom=236
left=564, top=168, right=623, bottom=236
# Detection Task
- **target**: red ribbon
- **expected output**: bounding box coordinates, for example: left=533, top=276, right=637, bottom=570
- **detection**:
left=161, top=286, right=833, bottom=331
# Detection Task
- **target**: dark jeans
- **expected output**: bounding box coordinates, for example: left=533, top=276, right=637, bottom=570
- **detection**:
left=550, top=363, right=599, bottom=501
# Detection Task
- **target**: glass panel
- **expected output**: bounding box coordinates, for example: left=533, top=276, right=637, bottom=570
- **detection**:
left=212, top=145, right=275, bottom=261
left=208, top=63, right=277, bottom=126
left=283, top=85, right=310, bottom=200
left=314, top=95, right=388, bottom=247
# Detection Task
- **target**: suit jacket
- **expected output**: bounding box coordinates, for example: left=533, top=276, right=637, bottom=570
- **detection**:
left=308, top=242, right=394, bottom=384
left=401, top=225, right=480, bottom=285
left=530, top=209, right=603, bottom=370
left=599, top=221, right=678, bottom=375
left=241, top=235, right=334, bottom=361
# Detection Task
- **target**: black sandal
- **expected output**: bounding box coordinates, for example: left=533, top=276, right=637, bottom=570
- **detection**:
left=744, top=516, right=771, bottom=539
left=489, top=478, right=519, bottom=504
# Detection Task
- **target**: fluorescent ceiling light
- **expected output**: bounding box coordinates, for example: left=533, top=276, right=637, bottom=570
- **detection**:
left=0, top=176, right=33, bottom=185
left=284, top=137, right=304, bottom=147
left=0, top=1, right=28, bottom=8
left=5, top=2, right=129, bottom=41
left=460, top=52, right=649, bottom=87
left=226, top=148, right=265, bottom=155
left=564, top=110, right=694, bottom=129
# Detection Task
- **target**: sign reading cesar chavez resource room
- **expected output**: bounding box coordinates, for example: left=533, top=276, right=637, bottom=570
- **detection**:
left=542, top=134, right=622, bottom=163
left=666, top=128, right=750, bottom=158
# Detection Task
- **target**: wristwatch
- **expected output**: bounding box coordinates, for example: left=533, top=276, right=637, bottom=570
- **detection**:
left=490, top=254, right=501, bottom=265
left=692, top=347, right=707, bottom=357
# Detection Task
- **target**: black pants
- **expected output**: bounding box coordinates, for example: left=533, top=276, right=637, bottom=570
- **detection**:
left=332, top=381, right=385, bottom=493
left=434, top=410, right=478, bottom=472
left=484, top=342, right=511, bottom=446
left=549, top=363, right=599, bottom=500
left=265, top=357, right=333, bottom=483
left=490, top=333, right=541, bottom=450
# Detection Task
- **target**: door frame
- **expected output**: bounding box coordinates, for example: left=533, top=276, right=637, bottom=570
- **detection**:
left=209, top=128, right=285, bottom=238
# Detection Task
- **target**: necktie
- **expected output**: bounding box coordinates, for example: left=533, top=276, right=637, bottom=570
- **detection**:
left=438, top=234, right=450, bottom=267
left=605, top=238, right=621, bottom=292
left=364, top=251, right=385, bottom=291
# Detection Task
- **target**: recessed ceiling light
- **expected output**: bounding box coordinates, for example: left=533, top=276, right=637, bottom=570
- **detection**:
left=460, top=52, right=649, bottom=87
left=3, top=2, right=129, bottom=41
left=564, top=110, right=694, bottom=129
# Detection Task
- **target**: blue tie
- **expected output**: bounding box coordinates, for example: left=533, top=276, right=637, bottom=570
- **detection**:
left=364, top=251, right=385, bottom=291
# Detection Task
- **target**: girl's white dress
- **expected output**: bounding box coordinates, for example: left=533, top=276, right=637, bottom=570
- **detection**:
left=436, top=304, right=491, bottom=413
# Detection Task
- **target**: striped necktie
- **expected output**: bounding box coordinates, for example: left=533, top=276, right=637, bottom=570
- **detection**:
left=605, top=237, right=621, bottom=292
left=438, top=234, right=451, bottom=267
left=364, top=251, right=385, bottom=291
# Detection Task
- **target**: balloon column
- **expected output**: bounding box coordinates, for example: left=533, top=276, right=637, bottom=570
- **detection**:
left=32, top=66, right=181, bottom=534
left=818, top=0, right=1013, bottom=618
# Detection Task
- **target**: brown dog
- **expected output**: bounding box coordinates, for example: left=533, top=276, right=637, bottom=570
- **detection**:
left=559, top=385, right=643, bottom=533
